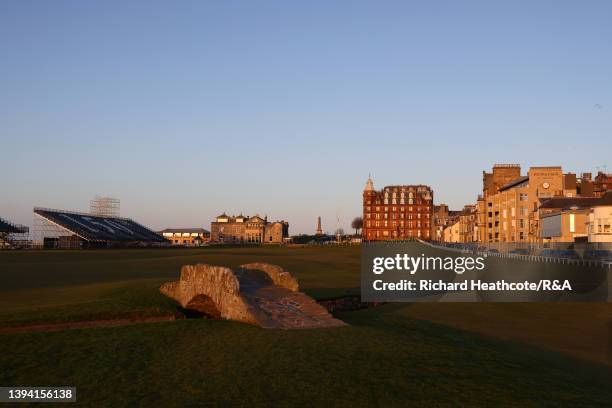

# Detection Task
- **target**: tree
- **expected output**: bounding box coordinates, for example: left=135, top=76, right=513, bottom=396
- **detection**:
left=351, top=217, right=363, bottom=236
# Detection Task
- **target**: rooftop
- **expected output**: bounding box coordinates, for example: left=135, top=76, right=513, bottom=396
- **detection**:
left=539, top=196, right=601, bottom=210
left=498, top=176, right=529, bottom=192
left=159, top=228, right=209, bottom=234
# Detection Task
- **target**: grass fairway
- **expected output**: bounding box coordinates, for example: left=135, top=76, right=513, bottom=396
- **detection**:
left=0, top=246, right=359, bottom=325
left=1, top=245, right=612, bottom=406
left=1, top=308, right=611, bottom=406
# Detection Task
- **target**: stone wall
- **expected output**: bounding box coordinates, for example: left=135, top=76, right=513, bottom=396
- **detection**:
left=239, top=263, right=299, bottom=291
left=160, top=264, right=258, bottom=325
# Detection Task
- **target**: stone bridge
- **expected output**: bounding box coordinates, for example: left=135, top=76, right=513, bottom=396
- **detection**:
left=160, top=263, right=346, bottom=329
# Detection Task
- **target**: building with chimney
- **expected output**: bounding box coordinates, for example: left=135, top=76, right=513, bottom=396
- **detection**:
left=433, top=204, right=461, bottom=241
left=477, top=165, right=570, bottom=243
left=441, top=205, right=477, bottom=243
left=210, top=214, right=289, bottom=244
left=362, top=176, right=434, bottom=241
left=476, top=164, right=608, bottom=243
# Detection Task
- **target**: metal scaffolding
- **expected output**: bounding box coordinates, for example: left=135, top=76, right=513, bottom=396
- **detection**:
left=90, top=196, right=120, bottom=217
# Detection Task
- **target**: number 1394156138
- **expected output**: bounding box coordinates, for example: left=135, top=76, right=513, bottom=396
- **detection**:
left=1, top=387, right=76, bottom=402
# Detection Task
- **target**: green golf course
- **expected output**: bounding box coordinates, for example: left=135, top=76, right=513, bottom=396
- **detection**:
left=1, top=244, right=611, bottom=406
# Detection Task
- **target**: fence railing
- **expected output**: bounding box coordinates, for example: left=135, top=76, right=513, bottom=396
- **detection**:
left=419, top=239, right=612, bottom=269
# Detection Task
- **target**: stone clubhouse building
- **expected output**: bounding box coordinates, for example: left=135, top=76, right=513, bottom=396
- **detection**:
left=210, top=213, right=289, bottom=244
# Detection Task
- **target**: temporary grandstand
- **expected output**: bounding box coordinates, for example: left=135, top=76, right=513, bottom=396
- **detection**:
left=33, top=207, right=168, bottom=249
left=0, top=216, right=30, bottom=249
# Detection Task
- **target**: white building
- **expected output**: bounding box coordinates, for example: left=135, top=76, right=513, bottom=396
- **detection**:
left=588, top=192, right=612, bottom=243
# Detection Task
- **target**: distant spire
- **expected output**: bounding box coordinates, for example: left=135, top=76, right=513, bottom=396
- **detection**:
left=316, top=216, right=323, bottom=235
left=364, top=174, right=374, bottom=191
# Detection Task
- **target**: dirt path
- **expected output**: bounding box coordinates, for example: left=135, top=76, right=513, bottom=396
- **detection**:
left=0, top=315, right=177, bottom=334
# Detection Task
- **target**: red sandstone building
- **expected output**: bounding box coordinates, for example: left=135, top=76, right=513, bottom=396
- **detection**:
left=362, top=177, right=434, bottom=241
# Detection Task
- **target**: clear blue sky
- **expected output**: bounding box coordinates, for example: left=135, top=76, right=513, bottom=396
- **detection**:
left=1, top=1, right=611, bottom=234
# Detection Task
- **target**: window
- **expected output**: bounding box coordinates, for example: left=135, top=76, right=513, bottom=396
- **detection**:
left=602, top=219, right=611, bottom=233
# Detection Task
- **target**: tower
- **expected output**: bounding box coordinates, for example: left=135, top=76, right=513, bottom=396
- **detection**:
left=316, top=216, right=323, bottom=235
left=362, top=175, right=376, bottom=240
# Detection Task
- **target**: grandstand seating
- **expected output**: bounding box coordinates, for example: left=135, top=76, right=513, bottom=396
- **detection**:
left=34, top=208, right=167, bottom=244
left=0, top=217, right=29, bottom=249
left=0, top=217, right=28, bottom=234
